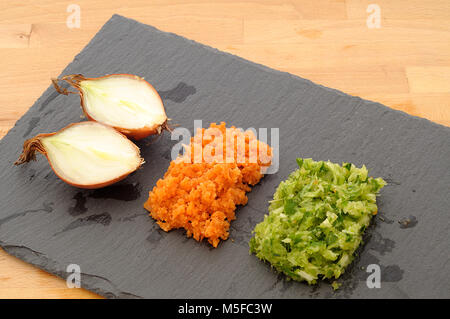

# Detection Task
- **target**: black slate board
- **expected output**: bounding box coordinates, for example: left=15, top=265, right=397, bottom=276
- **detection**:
left=0, top=15, right=449, bottom=299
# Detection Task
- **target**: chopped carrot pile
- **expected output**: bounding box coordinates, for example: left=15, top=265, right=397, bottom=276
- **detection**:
left=144, top=122, right=272, bottom=247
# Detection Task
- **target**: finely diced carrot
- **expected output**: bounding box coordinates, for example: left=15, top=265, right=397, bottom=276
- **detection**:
left=144, top=122, right=272, bottom=247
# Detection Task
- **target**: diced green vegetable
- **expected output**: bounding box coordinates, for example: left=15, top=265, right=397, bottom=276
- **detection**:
left=331, top=281, right=341, bottom=290
left=249, top=158, right=386, bottom=285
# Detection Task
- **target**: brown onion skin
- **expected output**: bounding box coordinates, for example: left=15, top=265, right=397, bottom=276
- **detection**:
left=15, top=122, right=144, bottom=189
left=75, top=74, right=167, bottom=141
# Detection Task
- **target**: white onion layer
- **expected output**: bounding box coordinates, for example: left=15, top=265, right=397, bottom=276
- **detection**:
left=80, top=75, right=166, bottom=130
left=41, top=122, right=142, bottom=186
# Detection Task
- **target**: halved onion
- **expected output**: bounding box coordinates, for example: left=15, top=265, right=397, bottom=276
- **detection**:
left=52, top=74, right=168, bottom=140
left=15, top=121, right=144, bottom=189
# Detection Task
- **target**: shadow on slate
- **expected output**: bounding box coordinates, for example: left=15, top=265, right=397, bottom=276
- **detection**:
left=0, top=15, right=449, bottom=299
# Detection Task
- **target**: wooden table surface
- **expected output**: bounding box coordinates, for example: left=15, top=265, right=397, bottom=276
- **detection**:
left=0, top=0, right=449, bottom=299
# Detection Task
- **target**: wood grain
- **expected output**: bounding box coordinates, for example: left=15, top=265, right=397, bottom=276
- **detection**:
left=0, top=0, right=449, bottom=299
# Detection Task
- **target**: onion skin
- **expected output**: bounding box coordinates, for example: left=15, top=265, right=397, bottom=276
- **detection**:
left=15, top=122, right=144, bottom=189
left=52, top=74, right=168, bottom=141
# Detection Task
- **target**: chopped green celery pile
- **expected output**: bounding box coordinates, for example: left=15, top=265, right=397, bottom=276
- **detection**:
left=249, top=158, right=386, bottom=285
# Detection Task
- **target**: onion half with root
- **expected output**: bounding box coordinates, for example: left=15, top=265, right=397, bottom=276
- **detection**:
left=15, top=121, right=144, bottom=189
left=52, top=74, right=169, bottom=140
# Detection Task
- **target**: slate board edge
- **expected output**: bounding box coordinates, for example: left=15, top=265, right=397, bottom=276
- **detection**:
left=1, top=13, right=448, bottom=150
left=0, top=14, right=448, bottom=299
left=110, top=14, right=448, bottom=131
left=0, top=240, right=141, bottom=298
